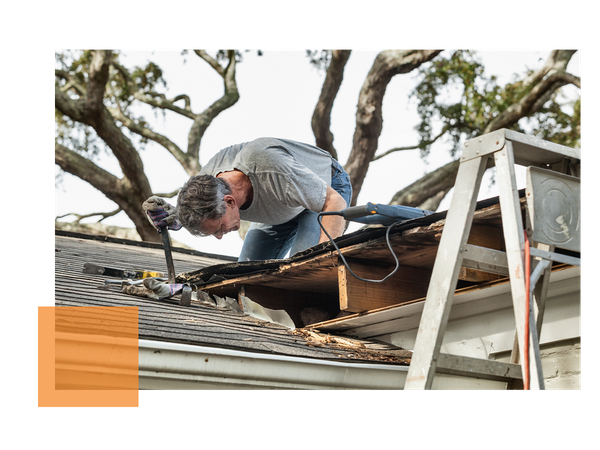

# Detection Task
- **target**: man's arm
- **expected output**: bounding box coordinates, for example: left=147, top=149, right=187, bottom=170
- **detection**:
left=318, top=186, right=348, bottom=243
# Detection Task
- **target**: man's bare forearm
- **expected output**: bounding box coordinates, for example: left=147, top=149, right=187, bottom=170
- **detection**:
left=318, top=214, right=345, bottom=243
left=318, top=186, right=348, bottom=243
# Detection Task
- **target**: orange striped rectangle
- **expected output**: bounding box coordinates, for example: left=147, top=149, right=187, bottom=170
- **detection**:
left=38, top=306, right=139, bottom=407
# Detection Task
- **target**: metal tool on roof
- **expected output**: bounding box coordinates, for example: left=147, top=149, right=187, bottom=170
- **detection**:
left=102, top=279, right=154, bottom=287
left=160, top=226, right=177, bottom=285
left=83, top=262, right=167, bottom=279
left=159, top=226, right=192, bottom=306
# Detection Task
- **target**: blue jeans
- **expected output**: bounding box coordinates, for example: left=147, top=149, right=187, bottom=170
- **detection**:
left=238, top=159, right=352, bottom=261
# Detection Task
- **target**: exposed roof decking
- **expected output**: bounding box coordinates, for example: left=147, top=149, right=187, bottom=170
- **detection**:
left=184, top=198, right=514, bottom=315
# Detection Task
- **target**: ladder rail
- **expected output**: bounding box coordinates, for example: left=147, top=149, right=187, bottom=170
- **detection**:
left=494, top=141, right=544, bottom=389
left=404, top=155, right=489, bottom=389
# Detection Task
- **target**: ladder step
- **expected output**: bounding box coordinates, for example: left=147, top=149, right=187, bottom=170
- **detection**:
left=436, top=353, right=522, bottom=382
left=529, top=247, right=581, bottom=266
left=462, top=244, right=509, bottom=276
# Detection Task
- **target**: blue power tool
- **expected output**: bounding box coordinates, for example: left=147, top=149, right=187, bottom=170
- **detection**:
left=339, top=202, right=434, bottom=225
left=317, top=203, right=435, bottom=283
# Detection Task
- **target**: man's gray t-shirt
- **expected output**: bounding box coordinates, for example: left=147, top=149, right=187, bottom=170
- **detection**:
left=200, top=137, right=333, bottom=225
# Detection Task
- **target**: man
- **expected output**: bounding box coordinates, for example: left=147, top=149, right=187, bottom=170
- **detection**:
left=143, top=137, right=352, bottom=261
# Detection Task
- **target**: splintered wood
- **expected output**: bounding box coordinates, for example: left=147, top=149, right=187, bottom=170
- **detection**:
left=292, top=329, right=412, bottom=365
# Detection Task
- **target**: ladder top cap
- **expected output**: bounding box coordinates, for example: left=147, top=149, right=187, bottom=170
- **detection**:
left=462, top=129, right=580, bottom=165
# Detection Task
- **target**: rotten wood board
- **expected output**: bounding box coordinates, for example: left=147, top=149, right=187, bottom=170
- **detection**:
left=195, top=251, right=342, bottom=294
left=338, top=258, right=431, bottom=312
left=291, top=329, right=411, bottom=364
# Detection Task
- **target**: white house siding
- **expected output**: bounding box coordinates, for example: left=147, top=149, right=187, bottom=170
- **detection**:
left=493, top=338, right=581, bottom=389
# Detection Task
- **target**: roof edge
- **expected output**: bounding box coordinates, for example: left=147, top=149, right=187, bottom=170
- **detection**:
left=138, top=339, right=409, bottom=390
left=55, top=229, right=237, bottom=262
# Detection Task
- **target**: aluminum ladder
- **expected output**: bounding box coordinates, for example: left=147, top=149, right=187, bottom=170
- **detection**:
left=404, top=129, right=581, bottom=390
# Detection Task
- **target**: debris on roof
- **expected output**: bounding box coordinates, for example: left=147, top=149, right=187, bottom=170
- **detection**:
left=292, top=329, right=411, bottom=364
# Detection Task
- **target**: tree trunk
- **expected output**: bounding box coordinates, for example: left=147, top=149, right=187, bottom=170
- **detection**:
left=344, top=50, right=442, bottom=205
left=389, top=159, right=460, bottom=210
left=311, top=50, right=352, bottom=160
left=55, top=50, right=158, bottom=242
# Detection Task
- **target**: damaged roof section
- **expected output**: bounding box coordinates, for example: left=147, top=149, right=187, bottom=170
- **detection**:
left=179, top=191, right=580, bottom=327
left=55, top=231, right=411, bottom=366
left=178, top=196, right=506, bottom=320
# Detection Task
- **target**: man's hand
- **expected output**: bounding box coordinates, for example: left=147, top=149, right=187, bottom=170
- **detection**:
left=318, top=186, right=347, bottom=243
left=142, top=196, right=182, bottom=232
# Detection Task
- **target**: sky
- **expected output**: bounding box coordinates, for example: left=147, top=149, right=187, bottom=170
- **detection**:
left=55, top=49, right=581, bottom=258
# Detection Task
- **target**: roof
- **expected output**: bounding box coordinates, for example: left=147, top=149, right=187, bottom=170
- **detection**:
left=53, top=187, right=582, bottom=390
left=54, top=230, right=411, bottom=366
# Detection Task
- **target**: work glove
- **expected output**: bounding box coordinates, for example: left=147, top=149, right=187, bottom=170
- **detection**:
left=142, top=196, right=182, bottom=231
left=122, top=278, right=185, bottom=300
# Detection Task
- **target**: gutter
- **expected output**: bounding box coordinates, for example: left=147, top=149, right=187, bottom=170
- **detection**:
left=139, top=340, right=408, bottom=390
left=54, top=334, right=509, bottom=390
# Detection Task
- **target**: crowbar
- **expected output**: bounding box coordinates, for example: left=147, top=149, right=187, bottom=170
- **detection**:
left=160, top=226, right=176, bottom=285
left=160, top=226, right=192, bottom=307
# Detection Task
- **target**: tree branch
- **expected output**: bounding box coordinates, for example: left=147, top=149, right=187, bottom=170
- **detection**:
left=55, top=188, right=179, bottom=223
left=86, top=50, right=112, bottom=115
left=112, top=60, right=196, bottom=118
left=386, top=50, right=580, bottom=213
left=55, top=86, right=86, bottom=121
left=55, top=140, right=159, bottom=242
left=133, top=91, right=197, bottom=119
left=484, top=50, right=579, bottom=133
left=66, top=53, right=152, bottom=197
left=108, top=106, right=189, bottom=165
left=170, top=94, right=191, bottom=110
left=373, top=125, right=450, bottom=161
left=154, top=188, right=180, bottom=198
left=55, top=69, right=86, bottom=96
left=57, top=207, right=122, bottom=223
left=113, top=50, right=241, bottom=176
left=312, top=50, right=352, bottom=159
left=484, top=70, right=580, bottom=133
left=194, top=50, right=225, bottom=76
left=389, top=159, right=460, bottom=209
left=344, top=50, right=443, bottom=205
left=186, top=50, right=240, bottom=173
left=55, top=142, right=122, bottom=197
left=522, top=50, right=577, bottom=87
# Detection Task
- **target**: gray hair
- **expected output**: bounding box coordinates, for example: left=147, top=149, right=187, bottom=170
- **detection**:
left=176, top=175, right=231, bottom=236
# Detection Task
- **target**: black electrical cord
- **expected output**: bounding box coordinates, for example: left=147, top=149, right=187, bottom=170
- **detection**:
left=317, top=212, right=400, bottom=283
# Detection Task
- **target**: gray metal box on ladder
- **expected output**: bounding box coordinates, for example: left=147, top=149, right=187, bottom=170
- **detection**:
left=404, top=129, right=581, bottom=390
